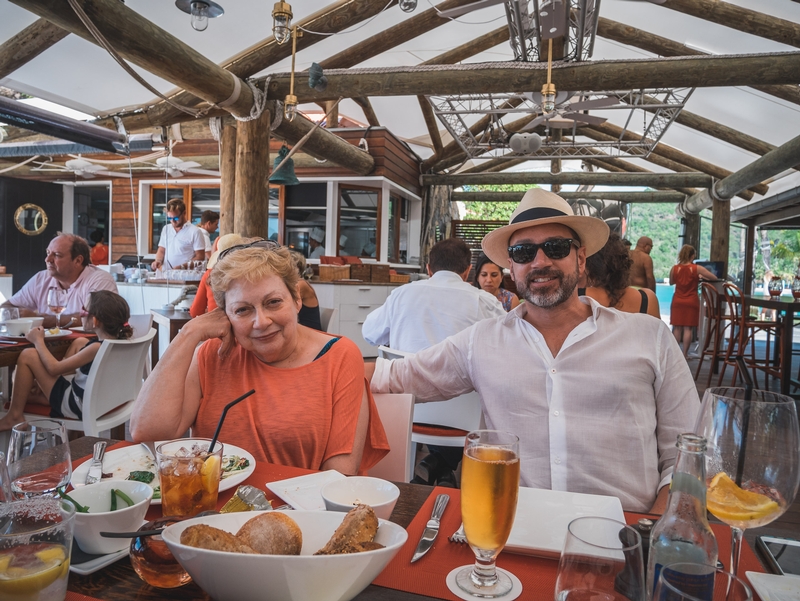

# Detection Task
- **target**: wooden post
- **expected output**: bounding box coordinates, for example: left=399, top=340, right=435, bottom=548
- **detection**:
left=683, top=211, right=700, bottom=252
left=324, top=101, right=339, bottom=129
left=234, top=107, right=271, bottom=238
left=710, top=197, right=730, bottom=278
left=742, top=220, right=756, bottom=294
left=219, top=118, right=237, bottom=236
left=550, top=129, right=562, bottom=193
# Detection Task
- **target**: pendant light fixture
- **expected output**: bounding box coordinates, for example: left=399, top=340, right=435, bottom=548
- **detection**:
left=272, top=1, right=293, bottom=44
left=175, top=0, right=224, bottom=32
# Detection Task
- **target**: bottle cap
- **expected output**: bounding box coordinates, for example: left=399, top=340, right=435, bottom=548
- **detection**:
left=637, top=518, right=654, bottom=531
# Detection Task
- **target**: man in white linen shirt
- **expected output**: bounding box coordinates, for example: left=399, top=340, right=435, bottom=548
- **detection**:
left=3, top=234, right=117, bottom=328
left=198, top=210, right=219, bottom=259
left=368, top=189, right=699, bottom=513
left=151, top=199, right=206, bottom=271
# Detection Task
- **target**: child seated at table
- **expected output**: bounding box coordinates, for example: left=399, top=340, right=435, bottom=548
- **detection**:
left=0, top=290, right=133, bottom=431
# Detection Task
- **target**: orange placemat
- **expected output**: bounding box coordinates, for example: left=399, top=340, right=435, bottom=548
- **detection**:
left=66, top=593, right=105, bottom=601
left=373, top=488, right=767, bottom=601
left=71, top=440, right=315, bottom=522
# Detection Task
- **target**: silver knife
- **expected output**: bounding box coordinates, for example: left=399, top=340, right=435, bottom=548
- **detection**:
left=84, top=441, right=107, bottom=485
left=410, top=493, right=449, bottom=563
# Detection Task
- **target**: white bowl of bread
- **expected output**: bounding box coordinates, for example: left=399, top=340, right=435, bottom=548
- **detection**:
left=161, top=505, right=407, bottom=601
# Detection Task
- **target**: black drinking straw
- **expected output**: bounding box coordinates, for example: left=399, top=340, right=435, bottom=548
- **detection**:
left=734, top=356, right=753, bottom=487
left=208, top=389, right=255, bottom=453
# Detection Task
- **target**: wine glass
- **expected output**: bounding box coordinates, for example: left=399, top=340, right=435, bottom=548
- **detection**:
left=455, top=430, right=520, bottom=598
left=767, top=277, right=783, bottom=298
left=554, top=517, right=645, bottom=601
left=46, top=287, right=67, bottom=329
left=695, top=387, right=800, bottom=577
left=6, top=419, right=72, bottom=499
left=653, top=563, right=751, bottom=601
left=792, top=276, right=800, bottom=301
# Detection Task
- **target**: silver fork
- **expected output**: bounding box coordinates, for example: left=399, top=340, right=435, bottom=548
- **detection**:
left=449, top=523, right=466, bottom=544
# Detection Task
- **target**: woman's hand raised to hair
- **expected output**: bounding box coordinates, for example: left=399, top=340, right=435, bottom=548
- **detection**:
left=183, top=308, right=235, bottom=356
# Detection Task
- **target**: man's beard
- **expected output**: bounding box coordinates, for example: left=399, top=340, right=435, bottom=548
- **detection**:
left=516, top=262, right=580, bottom=308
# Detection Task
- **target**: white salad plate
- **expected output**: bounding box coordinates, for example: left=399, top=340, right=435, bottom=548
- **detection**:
left=266, top=470, right=346, bottom=510
left=1, top=329, right=72, bottom=339
left=746, top=572, right=800, bottom=601
left=71, top=442, right=256, bottom=505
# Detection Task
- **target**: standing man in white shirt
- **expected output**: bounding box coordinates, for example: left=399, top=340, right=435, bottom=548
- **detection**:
left=197, top=210, right=219, bottom=260
left=151, top=199, right=206, bottom=271
left=362, top=237, right=505, bottom=485
left=368, top=189, right=698, bottom=513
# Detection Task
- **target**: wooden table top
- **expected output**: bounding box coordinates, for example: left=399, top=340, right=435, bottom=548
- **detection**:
left=65, top=437, right=794, bottom=601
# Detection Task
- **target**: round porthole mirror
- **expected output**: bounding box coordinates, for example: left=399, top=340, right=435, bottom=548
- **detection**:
left=14, top=203, right=49, bottom=236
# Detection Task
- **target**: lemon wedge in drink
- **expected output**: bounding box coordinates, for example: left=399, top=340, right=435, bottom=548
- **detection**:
left=707, top=472, right=780, bottom=523
left=0, top=545, right=68, bottom=596
left=201, top=454, right=221, bottom=492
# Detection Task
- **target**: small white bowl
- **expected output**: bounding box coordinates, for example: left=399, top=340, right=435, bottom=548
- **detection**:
left=321, top=476, right=400, bottom=521
left=28, top=317, right=45, bottom=328
left=68, top=480, right=153, bottom=555
left=3, top=318, right=34, bottom=336
left=162, top=510, right=407, bottom=601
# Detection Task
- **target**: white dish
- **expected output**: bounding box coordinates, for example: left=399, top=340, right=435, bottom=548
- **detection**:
left=746, top=572, right=800, bottom=601
left=70, top=546, right=130, bottom=576
left=162, top=510, right=407, bottom=601
left=71, top=442, right=256, bottom=505
left=504, top=487, right=625, bottom=559
left=266, top=470, right=346, bottom=510
left=1, top=329, right=72, bottom=340
left=321, top=477, right=399, bottom=521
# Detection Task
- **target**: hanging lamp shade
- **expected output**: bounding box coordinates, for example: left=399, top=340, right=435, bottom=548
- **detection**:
left=269, top=145, right=299, bottom=185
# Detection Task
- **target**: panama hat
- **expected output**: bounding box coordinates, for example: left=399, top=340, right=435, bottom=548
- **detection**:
left=481, top=188, right=610, bottom=266
left=207, top=233, right=246, bottom=269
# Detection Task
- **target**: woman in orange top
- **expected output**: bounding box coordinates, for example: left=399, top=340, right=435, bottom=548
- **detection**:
left=131, top=242, right=388, bottom=474
left=670, top=244, right=719, bottom=357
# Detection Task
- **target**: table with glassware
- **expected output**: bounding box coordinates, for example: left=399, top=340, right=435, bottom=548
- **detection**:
left=45, top=435, right=795, bottom=601
left=743, top=294, right=800, bottom=396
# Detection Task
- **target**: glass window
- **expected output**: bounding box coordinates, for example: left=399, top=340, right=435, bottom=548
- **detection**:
left=339, top=186, right=379, bottom=258
left=190, top=187, right=221, bottom=244
left=285, top=183, right=328, bottom=258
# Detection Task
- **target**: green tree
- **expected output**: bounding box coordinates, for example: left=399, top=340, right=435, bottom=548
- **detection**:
left=461, top=184, right=533, bottom=222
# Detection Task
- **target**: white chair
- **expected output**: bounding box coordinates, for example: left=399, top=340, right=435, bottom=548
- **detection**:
left=377, top=346, right=483, bottom=473
left=0, top=328, right=156, bottom=437
left=319, top=307, right=338, bottom=333
left=368, top=393, right=414, bottom=482
left=128, top=313, right=155, bottom=376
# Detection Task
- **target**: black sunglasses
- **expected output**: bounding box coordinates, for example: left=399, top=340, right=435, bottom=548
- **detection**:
left=507, top=239, right=578, bottom=264
left=217, top=239, right=281, bottom=262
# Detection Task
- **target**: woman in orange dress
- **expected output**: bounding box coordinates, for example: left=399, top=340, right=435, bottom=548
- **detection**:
left=669, top=245, right=719, bottom=357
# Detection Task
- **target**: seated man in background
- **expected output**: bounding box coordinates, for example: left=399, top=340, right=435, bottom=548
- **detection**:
left=362, top=237, right=505, bottom=486
left=3, top=233, right=117, bottom=328
left=368, top=189, right=699, bottom=513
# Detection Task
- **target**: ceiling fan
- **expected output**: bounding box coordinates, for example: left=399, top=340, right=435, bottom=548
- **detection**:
left=154, top=156, right=221, bottom=178
left=32, top=157, right=131, bottom=179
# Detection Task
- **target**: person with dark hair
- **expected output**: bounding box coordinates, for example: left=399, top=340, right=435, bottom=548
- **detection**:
left=89, top=229, right=109, bottom=265
left=198, top=210, right=220, bottom=259
left=3, top=233, right=117, bottom=328
left=670, top=244, right=719, bottom=358
left=362, top=237, right=504, bottom=485
left=151, top=199, right=205, bottom=271
left=0, top=290, right=133, bottom=430
left=290, top=250, right=322, bottom=330
left=473, top=253, right=520, bottom=311
left=583, top=233, right=660, bottom=318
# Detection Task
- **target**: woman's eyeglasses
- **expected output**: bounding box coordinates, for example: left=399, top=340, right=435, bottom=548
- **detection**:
left=507, top=239, right=578, bottom=264
left=217, top=239, right=281, bottom=263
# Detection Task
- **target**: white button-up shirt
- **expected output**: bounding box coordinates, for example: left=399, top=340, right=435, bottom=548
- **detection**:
left=157, top=222, right=205, bottom=269
left=371, top=297, right=699, bottom=511
left=362, top=270, right=505, bottom=352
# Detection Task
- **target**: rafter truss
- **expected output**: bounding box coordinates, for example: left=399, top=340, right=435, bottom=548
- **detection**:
left=427, top=87, right=693, bottom=159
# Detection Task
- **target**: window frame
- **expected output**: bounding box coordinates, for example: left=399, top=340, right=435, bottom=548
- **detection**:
left=337, top=184, right=382, bottom=259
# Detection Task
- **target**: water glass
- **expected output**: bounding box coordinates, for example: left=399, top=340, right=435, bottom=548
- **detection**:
left=0, top=307, right=20, bottom=335
left=653, top=563, right=751, bottom=601
left=554, top=516, right=645, bottom=601
left=0, top=451, right=12, bottom=504
left=7, top=420, right=72, bottom=499
left=0, top=498, right=75, bottom=601
left=156, top=438, right=223, bottom=517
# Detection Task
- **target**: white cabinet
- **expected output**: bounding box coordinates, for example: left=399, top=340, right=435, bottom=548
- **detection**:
left=116, top=282, right=187, bottom=315
left=311, top=282, right=400, bottom=357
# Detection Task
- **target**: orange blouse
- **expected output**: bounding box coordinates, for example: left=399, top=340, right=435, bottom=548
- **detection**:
left=194, top=335, right=389, bottom=474
left=190, top=270, right=217, bottom=318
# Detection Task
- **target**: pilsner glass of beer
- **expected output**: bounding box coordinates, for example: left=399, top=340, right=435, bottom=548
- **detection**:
left=156, top=438, right=223, bottom=518
left=455, top=430, right=521, bottom=598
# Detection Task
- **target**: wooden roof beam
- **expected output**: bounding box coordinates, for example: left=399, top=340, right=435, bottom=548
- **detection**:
left=422, top=171, right=713, bottom=188
left=265, top=52, right=800, bottom=103
left=596, top=16, right=800, bottom=106
left=0, top=18, right=68, bottom=79
left=582, top=153, right=699, bottom=197
left=351, top=97, right=380, bottom=127
left=451, top=191, right=687, bottom=203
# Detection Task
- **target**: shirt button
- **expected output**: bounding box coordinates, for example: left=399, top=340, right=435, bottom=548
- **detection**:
left=554, top=457, right=561, bottom=465
left=553, top=411, right=560, bottom=417
left=551, top=368, right=556, bottom=374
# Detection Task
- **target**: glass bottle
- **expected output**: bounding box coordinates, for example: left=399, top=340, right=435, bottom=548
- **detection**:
left=646, top=433, right=718, bottom=600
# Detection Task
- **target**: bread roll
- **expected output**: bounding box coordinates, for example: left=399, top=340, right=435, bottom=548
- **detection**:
left=236, top=512, right=302, bottom=555
left=315, top=504, right=379, bottom=555
left=180, top=524, right=257, bottom=554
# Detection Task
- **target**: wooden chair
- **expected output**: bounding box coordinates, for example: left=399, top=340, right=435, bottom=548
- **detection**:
left=368, top=393, right=414, bottom=482
left=694, top=283, right=729, bottom=387
left=0, top=328, right=156, bottom=437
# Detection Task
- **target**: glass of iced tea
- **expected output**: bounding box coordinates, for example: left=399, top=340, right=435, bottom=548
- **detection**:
left=455, top=430, right=520, bottom=598
left=156, top=438, right=223, bottom=517
left=0, top=497, right=75, bottom=601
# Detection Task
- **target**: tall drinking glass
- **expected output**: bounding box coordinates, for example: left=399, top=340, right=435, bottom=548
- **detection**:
left=653, top=563, right=751, bottom=601
left=156, top=438, right=223, bottom=517
left=695, top=387, right=800, bottom=576
left=554, top=517, right=645, bottom=601
left=7, top=420, right=72, bottom=499
left=0, top=498, right=75, bottom=601
left=46, top=287, right=67, bottom=329
left=455, top=430, right=520, bottom=598
left=0, top=307, right=20, bottom=335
